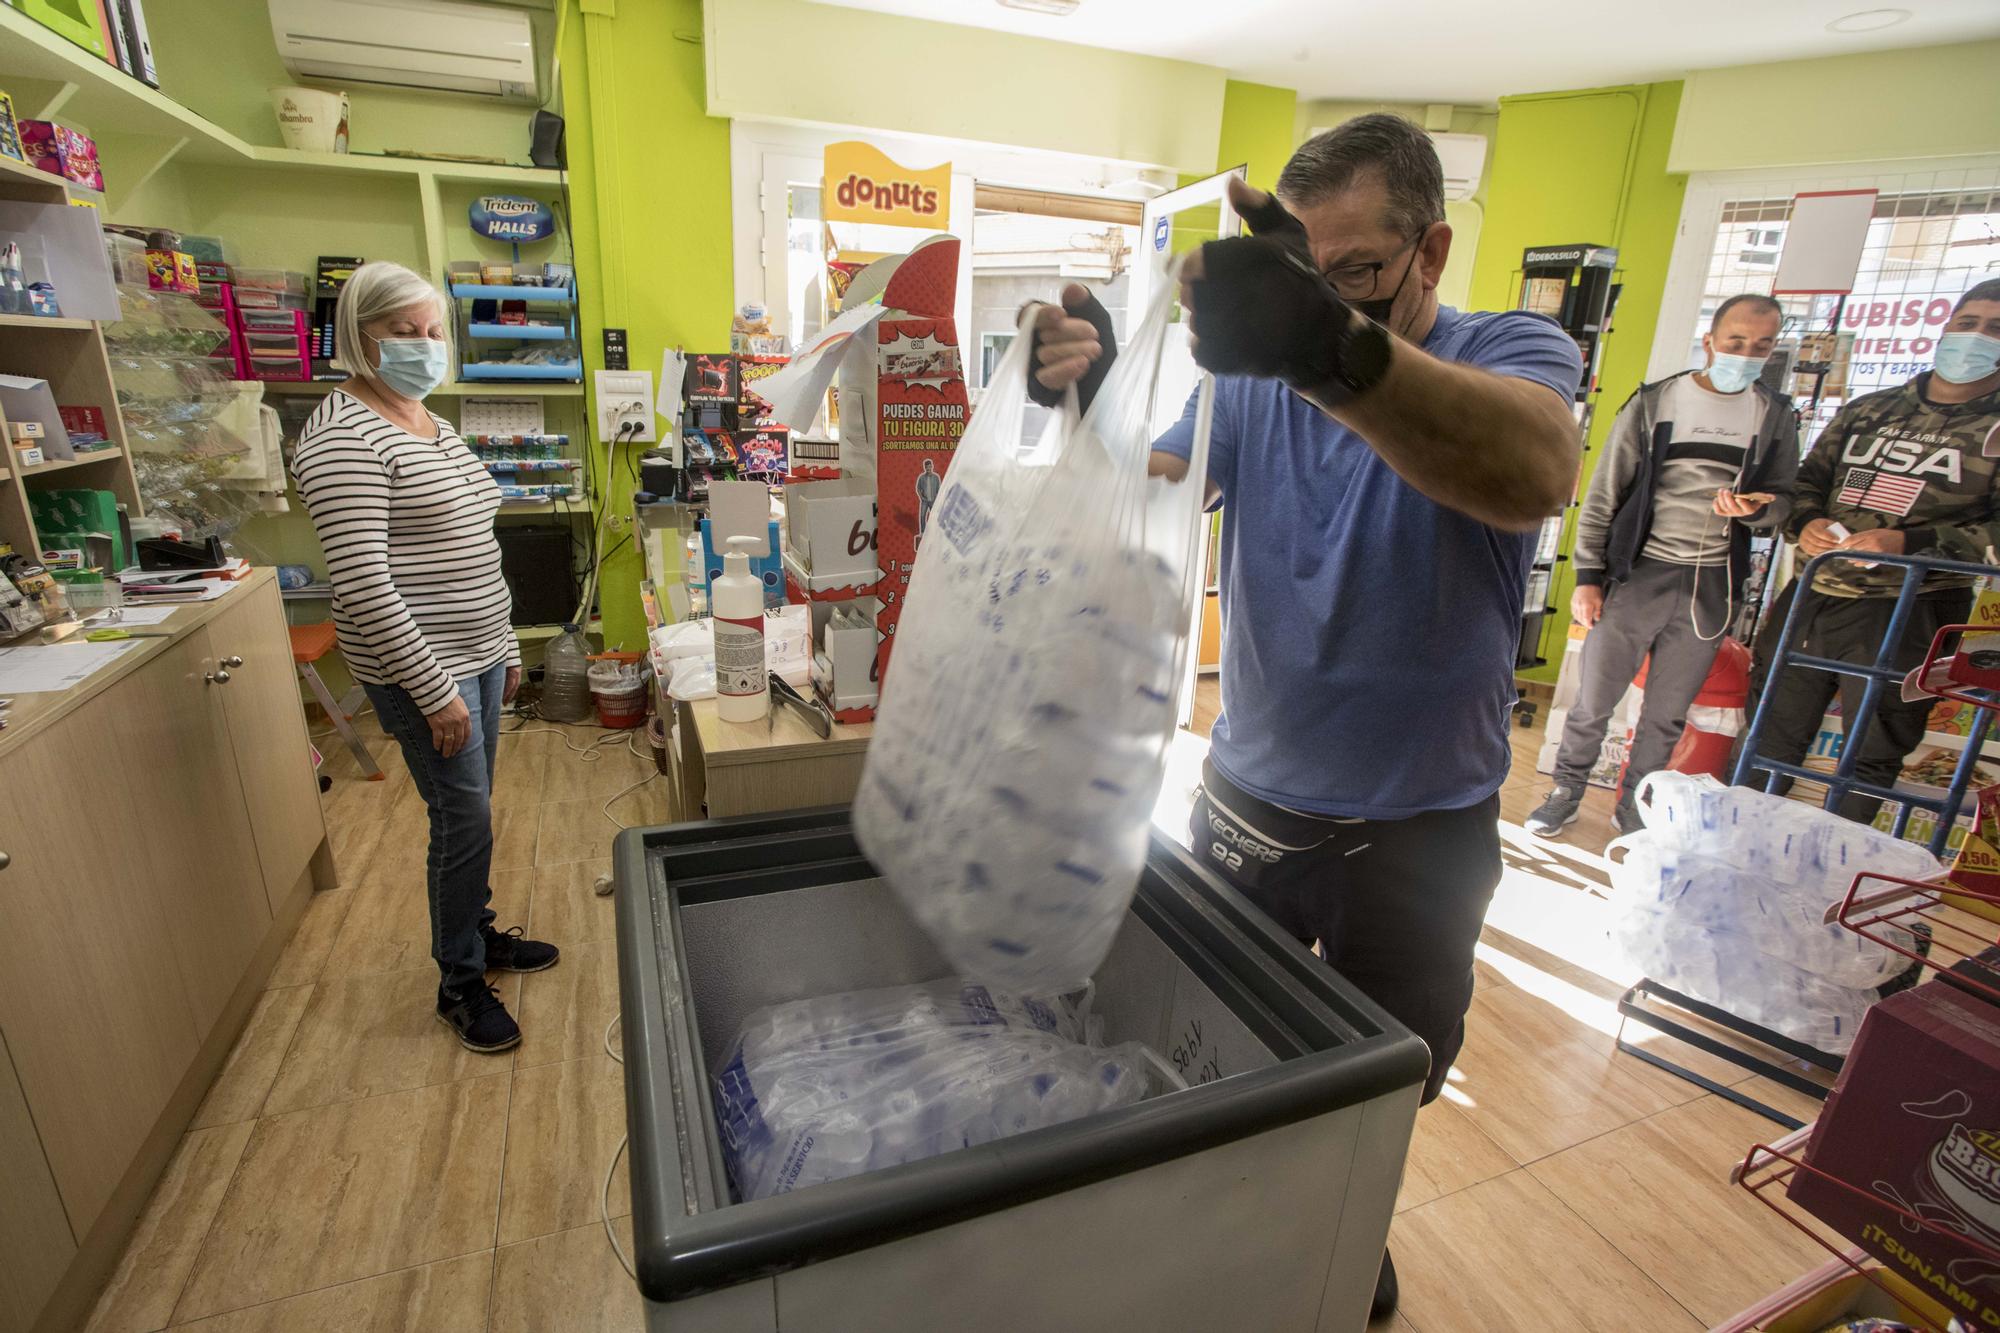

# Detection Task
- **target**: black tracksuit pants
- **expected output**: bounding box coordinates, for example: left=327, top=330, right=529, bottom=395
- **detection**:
left=1190, top=758, right=1501, bottom=1105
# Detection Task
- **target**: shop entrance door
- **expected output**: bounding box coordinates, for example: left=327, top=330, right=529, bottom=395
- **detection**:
left=1133, top=167, right=1245, bottom=728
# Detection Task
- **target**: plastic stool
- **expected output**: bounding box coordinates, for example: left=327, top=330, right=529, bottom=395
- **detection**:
left=290, top=623, right=384, bottom=781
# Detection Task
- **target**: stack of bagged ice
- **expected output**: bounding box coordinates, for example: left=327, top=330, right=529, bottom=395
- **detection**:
left=856, top=541, right=1185, bottom=990
left=854, top=270, right=1208, bottom=994
left=712, top=978, right=1163, bottom=1201
left=1607, top=772, right=1939, bottom=1053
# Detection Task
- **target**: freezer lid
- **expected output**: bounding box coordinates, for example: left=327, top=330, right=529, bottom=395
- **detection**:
left=612, top=809, right=1429, bottom=1303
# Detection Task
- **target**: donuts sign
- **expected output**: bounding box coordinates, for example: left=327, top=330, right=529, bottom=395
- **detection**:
left=823, top=141, right=950, bottom=231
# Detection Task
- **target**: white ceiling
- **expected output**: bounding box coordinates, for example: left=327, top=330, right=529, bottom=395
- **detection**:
left=804, top=0, right=2000, bottom=104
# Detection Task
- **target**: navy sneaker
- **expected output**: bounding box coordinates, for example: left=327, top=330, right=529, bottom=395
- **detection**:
left=436, top=978, right=522, bottom=1053
left=481, top=925, right=560, bottom=974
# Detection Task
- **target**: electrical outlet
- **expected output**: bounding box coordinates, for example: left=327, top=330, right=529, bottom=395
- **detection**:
left=593, top=369, right=656, bottom=444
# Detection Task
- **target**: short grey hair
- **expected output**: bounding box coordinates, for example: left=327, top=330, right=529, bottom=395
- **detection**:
left=335, top=261, right=449, bottom=388
left=1278, top=113, right=1446, bottom=241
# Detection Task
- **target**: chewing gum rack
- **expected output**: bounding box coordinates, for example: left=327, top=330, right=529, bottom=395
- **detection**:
left=781, top=236, right=968, bottom=723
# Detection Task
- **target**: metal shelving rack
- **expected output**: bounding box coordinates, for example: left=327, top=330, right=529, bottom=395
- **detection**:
left=1513, top=242, right=1620, bottom=671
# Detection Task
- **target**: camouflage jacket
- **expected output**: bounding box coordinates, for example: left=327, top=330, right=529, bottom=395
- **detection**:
left=1785, top=374, right=2000, bottom=597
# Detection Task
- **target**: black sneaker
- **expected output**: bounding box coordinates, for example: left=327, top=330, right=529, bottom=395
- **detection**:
left=1371, top=1248, right=1398, bottom=1323
left=481, top=925, right=560, bottom=974
left=1524, top=785, right=1584, bottom=837
left=436, top=978, right=522, bottom=1053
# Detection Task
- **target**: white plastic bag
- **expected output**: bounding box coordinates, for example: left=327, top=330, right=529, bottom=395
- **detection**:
left=1605, top=771, right=1941, bottom=1052
left=854, top=266, right=1212, bottom=990
left=712, top=979, right=1168, bottom=1201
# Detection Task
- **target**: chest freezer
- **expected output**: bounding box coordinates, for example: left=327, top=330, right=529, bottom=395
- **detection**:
left=613, top=809, right=1427, bottom=1333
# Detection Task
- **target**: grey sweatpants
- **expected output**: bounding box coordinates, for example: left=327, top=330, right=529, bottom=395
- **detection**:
left=1553, top=557, right=1730, bottom=798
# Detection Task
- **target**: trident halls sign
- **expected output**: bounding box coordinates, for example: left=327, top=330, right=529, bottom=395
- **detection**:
left=822, top=142, right=950, bottom=231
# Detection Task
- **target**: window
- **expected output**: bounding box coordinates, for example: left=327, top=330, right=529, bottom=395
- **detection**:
left=968, top=189, right=1142, bottom=400
left=978, top=332, right=1015, bottom=388
left=1688, top=179, right=2000, bottom=447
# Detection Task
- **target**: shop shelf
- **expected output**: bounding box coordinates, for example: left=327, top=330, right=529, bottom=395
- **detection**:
left=451, top=284, right=575, bottom=305
left=0, top=314, right=93, bottom=331
left=466, top=322, right=573, bottom=341
left=6, top=448, right=125, bottom=480
left=1832, top=871, right=2000, bottom=990
left=458, top=361, right=584, bottom=383
left=254, top=380, right=585, bottom=398
left=0, top=6, right=564, bottom=187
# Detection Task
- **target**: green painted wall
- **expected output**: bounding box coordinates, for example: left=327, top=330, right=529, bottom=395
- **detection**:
left=570, top=0, right=732, bottom=652
left=1673, top=39, right=2000, bottom=174
left=1216, top=80, right=1299, bottom=191
left=1468, top=81, right=1687, bottom=682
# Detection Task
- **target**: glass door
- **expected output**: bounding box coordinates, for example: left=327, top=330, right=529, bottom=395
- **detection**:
left=1135, top=168, right=1245, bottom=727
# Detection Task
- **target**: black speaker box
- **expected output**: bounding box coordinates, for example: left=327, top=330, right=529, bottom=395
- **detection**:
left=496, top=524, right=574, bottom=627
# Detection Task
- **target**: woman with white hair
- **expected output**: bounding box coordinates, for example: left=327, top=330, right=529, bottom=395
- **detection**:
left=293, top=260, right=558, bottom=1053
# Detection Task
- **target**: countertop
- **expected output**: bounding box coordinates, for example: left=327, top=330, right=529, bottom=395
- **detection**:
left=684, top=693, right=871, bottom=767
left=0, top=568, right=275, bottom=761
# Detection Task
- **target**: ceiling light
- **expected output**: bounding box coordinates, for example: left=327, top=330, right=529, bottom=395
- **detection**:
left=997, top=0, right=1082, bottom=14
left=1826, top=8, right=1912, bottom=33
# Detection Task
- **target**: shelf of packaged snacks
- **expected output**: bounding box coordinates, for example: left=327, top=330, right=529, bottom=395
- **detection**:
left=0, top=314, right=94, bottom=331
left=253, top=380, right=586, bottom=398
left=4, top=448, right=125, bottom=481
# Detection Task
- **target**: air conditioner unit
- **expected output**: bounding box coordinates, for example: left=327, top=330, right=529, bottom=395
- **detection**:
left=268, top=0, right=538, bottom=104
left=1429, top=132, right=1487, bottom=202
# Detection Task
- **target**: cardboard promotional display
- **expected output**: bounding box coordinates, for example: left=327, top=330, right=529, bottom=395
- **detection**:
left=776, top=234, right=967, bottom=721
left=1789, top=978, right=2000, bottom=1330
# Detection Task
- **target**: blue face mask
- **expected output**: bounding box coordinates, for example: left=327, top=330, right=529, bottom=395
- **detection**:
left=370, top=335, right=450, bottom=398
left=1934, top=331, right=2000, bottom=385
left=1705, top=352, right=1766, bottom=394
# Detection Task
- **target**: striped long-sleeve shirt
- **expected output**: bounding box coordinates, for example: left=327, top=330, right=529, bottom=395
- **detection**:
left=293, top=390, right=519, bottom=715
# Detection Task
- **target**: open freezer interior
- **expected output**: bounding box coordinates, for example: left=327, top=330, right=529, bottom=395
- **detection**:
left=661, top=866, right=1318, bottom=1216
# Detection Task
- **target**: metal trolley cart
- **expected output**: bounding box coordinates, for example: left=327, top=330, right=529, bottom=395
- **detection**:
left=613, top=809, right=1429, bottom=1333
left=1618, top=550, right=2000, bottom=1128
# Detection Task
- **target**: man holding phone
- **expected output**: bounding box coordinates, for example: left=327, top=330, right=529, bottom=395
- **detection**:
left=1527, top=294, right=1797, bottom=836
left=1742, top=279, right=2000, bottom=822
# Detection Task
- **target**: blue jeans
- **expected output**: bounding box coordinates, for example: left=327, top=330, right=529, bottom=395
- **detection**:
left=364, top=660, right=507, bottom=988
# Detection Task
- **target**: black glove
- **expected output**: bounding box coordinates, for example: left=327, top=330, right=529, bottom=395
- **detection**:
left=1024, top=287, right=1118, bottom=413
left=1191, top=191, right=1353, bottom=389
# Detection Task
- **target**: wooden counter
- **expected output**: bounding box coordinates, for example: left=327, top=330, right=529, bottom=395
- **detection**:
left=0, top=570, right=335, bottom=1333
left=669, top=695, right=871, bottom=819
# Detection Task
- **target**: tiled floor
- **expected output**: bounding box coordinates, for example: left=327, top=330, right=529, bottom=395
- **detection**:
left=85, top=692, right=1837, bottom=1331
left=84, top=716, right=665, bottom=1332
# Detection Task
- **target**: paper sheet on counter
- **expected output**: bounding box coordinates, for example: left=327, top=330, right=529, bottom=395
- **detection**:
left=0, top=639, right=145, bottom=694
left=93, top=605, right=181, bottom=626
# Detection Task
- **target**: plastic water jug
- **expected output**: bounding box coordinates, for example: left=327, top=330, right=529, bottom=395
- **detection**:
left=540, top=624, right=594, bottom=723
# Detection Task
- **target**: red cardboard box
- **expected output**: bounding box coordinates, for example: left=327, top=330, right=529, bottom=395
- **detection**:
left=857, top=239, right=966, bottom=683
left=1789, top=978, right=2000, bottom=1329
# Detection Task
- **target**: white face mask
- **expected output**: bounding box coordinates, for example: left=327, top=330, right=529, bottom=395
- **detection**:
left=367, top=332, right=450, bottom=398
left=1934, top=331, right=2000, bottom=385
left=1705, top=353, right=1766, bottom=394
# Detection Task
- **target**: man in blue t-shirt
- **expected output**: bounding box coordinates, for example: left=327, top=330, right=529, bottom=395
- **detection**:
left=1029, top=115, right=1581, bottom=1321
